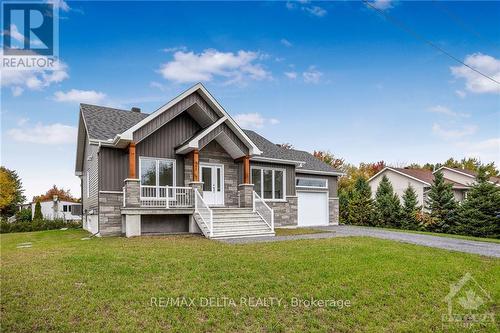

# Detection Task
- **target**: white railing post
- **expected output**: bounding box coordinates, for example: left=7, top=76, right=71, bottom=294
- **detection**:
left=252, top=191, right=274, bottom=232
left=166, top=185, right=170, bottom=209
left=122, top=186, right=126, bottom=207
left=252, top=191, right=255, bottom=212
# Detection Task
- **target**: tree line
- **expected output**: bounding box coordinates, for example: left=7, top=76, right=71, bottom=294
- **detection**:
left=312, top=153, right=500, bottom=239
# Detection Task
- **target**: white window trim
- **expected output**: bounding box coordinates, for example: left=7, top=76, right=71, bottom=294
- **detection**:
left=296, top=177, right=328, bottom=189
left=139, top=157, right=177, bottom=196
left=250, top=166, right=286, bottom=202
left=86, top=170, right=90, bottom=198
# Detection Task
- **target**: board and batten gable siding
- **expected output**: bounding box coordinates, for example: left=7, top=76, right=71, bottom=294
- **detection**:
left=369, top=169, right=427, bottom=207
left=199, top=122, right=249, bottom=156
left=135, top=112, right=202, bottom=187
left=296, top=172, right=338, bottom=197
left=82, top=137, right=99, bottom=211
left=249, top=161, right=296, bottom=196
left=133, top=92, right=219, bottom=143
left=99, top=147, right=128, bottom=192
left=98, top=113, right=202, bottom=191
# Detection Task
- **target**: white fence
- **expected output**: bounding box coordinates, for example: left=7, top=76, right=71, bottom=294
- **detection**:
left=194, top=189, right=213, bottom=237
left=139, top=186, right=193, bottom=208
left=253, top=191, right=274, bottom=231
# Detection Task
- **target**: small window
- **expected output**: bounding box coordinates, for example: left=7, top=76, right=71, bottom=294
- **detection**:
left=296, top=177, right=328, bottom=188
left=63, top=205, right=68, bottom=212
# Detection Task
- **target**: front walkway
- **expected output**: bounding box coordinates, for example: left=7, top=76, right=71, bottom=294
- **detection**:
left=222, top=225, right=500, bottom=258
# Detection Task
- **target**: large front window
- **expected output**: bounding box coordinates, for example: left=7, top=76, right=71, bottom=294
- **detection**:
left=251, top=167, right=285, bottom=200
left=140, top=157, right=175, bottom=197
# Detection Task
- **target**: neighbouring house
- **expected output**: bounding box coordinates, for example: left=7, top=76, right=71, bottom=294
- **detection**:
left=75, top=83, right=342, bottom=239
left=368, top=166, right=500, bottom=207
left=31, top=197, right=82, bottom=221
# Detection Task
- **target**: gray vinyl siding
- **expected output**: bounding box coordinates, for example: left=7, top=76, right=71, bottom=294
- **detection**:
left=99, top=113, right=202, bottom=191
left=99, top=147, right=128, bottom=191
left=295, top=172, right=338, bottom=197
left=133, top=92, right=218, bottom=143
left=199, top=122, right=249, bottom=156
left=249, top=161, right=296, bottom=196
left=136, top=112, right=201, bottom=187
left=82, top=138, right=99, bottom=211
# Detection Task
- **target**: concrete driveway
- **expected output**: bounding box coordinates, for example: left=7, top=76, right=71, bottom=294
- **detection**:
left=224, top=225, right=500, bottom=258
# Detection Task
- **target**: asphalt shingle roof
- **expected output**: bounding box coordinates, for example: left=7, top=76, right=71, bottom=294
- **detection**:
left=80, top=104, right=340, bottom=174
left=244, top=130, right=341, bottom=174
left=80, top=103, right=149, bottom=140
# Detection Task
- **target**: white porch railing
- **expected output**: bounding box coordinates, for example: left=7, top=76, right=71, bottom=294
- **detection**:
left=253, top=191, right=274, bottom=232
left=140, top=186, right=194, bottom=208
left=194, top=189, right=213, bottom=237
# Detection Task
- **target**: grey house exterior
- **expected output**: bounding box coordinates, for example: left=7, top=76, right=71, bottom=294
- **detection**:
left=75, top=84, right=342, bottom=239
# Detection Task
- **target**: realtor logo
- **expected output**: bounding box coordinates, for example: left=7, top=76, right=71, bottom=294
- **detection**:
left=2, top=1, right=58, bottom=69
left=442, top=273, right=495, bottom=329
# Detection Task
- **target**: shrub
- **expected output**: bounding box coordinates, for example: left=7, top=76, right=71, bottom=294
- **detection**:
left=0, top=219, right=82, bottom=233
left=15, top=208, right=32, bottom=222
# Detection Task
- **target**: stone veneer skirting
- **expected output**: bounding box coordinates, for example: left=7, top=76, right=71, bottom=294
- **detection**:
left=329, top=197, right=339, bottom=225
left=99, top=192, right=123, bottom=236
left=266, top=196, right=298, bottom=227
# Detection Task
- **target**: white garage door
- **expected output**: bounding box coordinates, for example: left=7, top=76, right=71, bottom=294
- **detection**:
left=297, top=191, right=329, bottom=226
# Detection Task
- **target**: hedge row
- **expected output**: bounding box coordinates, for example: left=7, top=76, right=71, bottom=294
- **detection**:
left=0, top=219, right=82, bottom=234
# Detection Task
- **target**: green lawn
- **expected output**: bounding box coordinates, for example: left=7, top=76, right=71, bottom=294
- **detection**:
left=1, top=230, right=499, bottom=332
left=274, top=227, right=328, bottom=236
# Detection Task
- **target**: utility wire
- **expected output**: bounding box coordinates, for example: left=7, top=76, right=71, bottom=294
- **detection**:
left=363, top=0, right=500, bottom=86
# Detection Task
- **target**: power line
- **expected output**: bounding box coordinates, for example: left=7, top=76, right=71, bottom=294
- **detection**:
left=363, top=0, right=500, bottom=86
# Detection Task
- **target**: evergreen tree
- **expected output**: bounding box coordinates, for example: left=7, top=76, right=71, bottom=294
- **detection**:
left=401, top=185, right=421, bottom=230
left=374, top=175, right=402, bottom=227
left=425, top=170, right=457, bottom=233
left=347, top=176, right=374, bottom=226
left=338, top=188, right=352, bottom=224
left=33, top=201, right=43, bottom=220
left=454, top=168, right=500, bottom=238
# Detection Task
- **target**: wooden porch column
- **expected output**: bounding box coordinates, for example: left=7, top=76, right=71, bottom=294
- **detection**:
left=193, top=149, right=199, bottom=182
left=128, top=143, right=136, bottom=178
left=243, top=155, right=250, bottom=184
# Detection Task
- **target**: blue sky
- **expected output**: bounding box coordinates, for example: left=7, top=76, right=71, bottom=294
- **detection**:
left=1, top=0, right=499, bottom=200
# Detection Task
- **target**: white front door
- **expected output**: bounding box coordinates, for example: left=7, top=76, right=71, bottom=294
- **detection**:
left=200, top=163, right=224, bottom=206
left=297, top=191, right=329, bottom=226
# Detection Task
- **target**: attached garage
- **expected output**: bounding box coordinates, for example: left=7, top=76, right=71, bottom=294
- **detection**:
left=297, top=191, right=329, bottom=226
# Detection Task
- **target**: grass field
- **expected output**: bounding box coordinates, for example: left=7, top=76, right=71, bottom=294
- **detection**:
left=1, top=229, right=499, bottom=332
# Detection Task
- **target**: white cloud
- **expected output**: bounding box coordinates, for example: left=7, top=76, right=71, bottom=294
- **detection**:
left=46, top=0, right=70, bottom=12
left=286, top=1, right=327, bottom=17
left=457, top=138, right=500, bottom=164
left=366, top=0, right=394, bottom=10
left=158, top=49, right=271, bottom=84
left=428, top=105, right=470, bottom=118
left=450, top=53, right=500, bottom=94
left=11, top=86, right=24, bottom=96
left=284, top=71, right=297, bottom=79
left=455, top=90, right=466, bottom=99
left=303, top=66, right=323, bottom=83
left=8, top=122, right=77, bottom=145
left=17, top=117, right=29, bottom=126
left=1, top=60, right=69, bottom=96
left=280, top=38, right=292, bottom=47
left=303, top=5, right=327, bottom=17
left=53, top=89, right=107, bottom=104
left=163, top=46, right=187, bottom=53
left=432, top=123, right=478, bottom=140
left=233, top=113, right=280, bottom=129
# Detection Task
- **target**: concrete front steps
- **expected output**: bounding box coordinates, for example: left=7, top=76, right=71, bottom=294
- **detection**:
left=194, top=208, right=275, bottom=239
